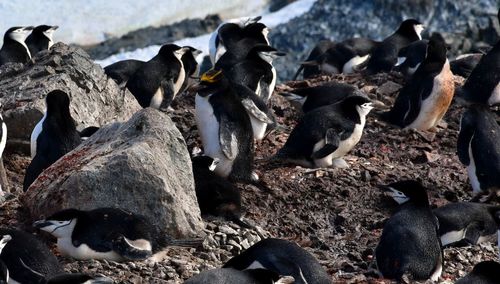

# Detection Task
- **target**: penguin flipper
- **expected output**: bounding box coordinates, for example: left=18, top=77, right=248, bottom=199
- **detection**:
left=456, top=118, right=473, bottom=165
left=159, top=79, right=175, bottom=111
left=241, top=98, right=273, bottom=123
left=463, top=222, right=483, bottom=245
left=112, top=235, right=152, bottom=260
left=219, top=116, right=238, bottom=160
left=311, top=129, right=341, bottom=159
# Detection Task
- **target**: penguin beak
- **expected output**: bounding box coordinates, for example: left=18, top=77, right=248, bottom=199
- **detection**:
left=50, top=25, right=59, bottom=31
left=0, top=235, right=11, bottom=247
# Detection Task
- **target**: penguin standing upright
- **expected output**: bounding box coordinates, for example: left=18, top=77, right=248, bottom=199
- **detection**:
left=395, top=39, right=428, bottom=78
left=365, top=19, right=424, bottom=74
left=376, top=180, right=442, bottom=282
left=0, top=26, right=34, bottom=66
left=104, top=59, right=146, bottom=86
left=275, top=95, right=373, bottom=168
left=193, top=69, right=256, bottom=182
left=126, top=44, right=189, bottom=110
left=223, top=238, right=331, bottom=284
left=178, top=46, right=202, bottom=95
left=25, top=25, right=58, bottom=56
left=381, top=33, right=454, bottom=131
left=24, top=90, right=81, bottom=191
left=457, top=105, right=500, bottom=202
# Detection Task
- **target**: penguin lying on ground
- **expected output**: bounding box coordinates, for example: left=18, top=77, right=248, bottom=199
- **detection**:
left=457, top=105, right=500, bottom=202
left=185, top=268, right=293, bottom=284
left=279, top=82, right=365, bottom=113
left=0, top=26, right=34, bottom=66
left=455, top=261, right=500, bottom=284
left=450, top=53, right=483, bottom=79
left=24, top=90, right=82, bottom=191
left=192, top=154, right=253, bottom=228
left=365, top=19, right=424, bottom=74
left=395, top=39, right=428, bottom=78
left=223, top=238, right=330, bottom=284
left=376, top=180, right=442, bottom=282
left=25, top=25, right=58, bottom=56
left=192, top=69, right=256, bottom=182
left=126, top=44, right=190, bottom=110
left=275, top=95, right=373, bottom=168
left=33, top=207, right=203, bottom=262
left=381, top=33, right=454, bottom=131
left=292, top=40, right=336, bottom=80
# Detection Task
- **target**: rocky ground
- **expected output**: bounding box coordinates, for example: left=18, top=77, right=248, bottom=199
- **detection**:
left=1, top=69, right=499, bottom=283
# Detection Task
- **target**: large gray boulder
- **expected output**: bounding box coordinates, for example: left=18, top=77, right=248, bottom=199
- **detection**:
left=0, top=42, right=141, bottom=154
left=22, top=108, right=203, bottom=238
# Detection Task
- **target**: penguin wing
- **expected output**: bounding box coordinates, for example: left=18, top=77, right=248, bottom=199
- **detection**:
left=111, top=235, right=152, bottom=260
left=399, top=75, right=434, bottom=126
left=311, top=128, right=344, bottom=159
left=456, top=124, right=474, bottom=165
left=233, top=83, right=273, bottom=124
left=159, top=78, right=175, bottom=111
left=219, top=115, right=239, bottom=160
left=241, top=98, right=273, bottom=123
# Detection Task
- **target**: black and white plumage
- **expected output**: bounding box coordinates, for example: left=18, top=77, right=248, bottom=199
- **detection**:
left=381, top=33, right=454, bottom=130
left=126, top=44, right=190, bottom=110
left=25, top=25, right=58, bottom=56
left=395, top=39, right=428, bottom=78
left=275, top=95, right=373, bottom=168
left=185, top=268, right=291, bottom=284
left=24, top=90, right=82, bottom=191
left=179, top=46, right=202, bottom=94
left=0, top=108, right=7, bottom=193
left=33, top=207, right=202, bottom=262
left=433, top=202, right=500, bottom=247
left=365, top=19, right=424, bottom=74
left=457, top=105, right=500, bottom=201
left=292, top=40, right=336, bottom=80
left=0, top=235, right=11, bottom=283
left=0, top=26, right=34, bottom=66
left=193, top=69, right=256, bottom=182
left=223, top=238, right=330, bottom=284
left=376, top=180, right=442, bottom=282
left=455, top=261, right=500, bottom=284
left=450, top=53, right=483, bottom=79
left=104, top=59, right=145, bottom=86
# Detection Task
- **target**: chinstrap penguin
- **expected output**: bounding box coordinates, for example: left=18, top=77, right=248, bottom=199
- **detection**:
left=25, top=25, right=58, bottom=56
left=179, top=46, right=203, bottom=95
left=450, top=53, right=483, bottom=79
left=0, top=235, right=11, bottom=283
left=33, top=207, right=203, bottom=262
left=376, top=180, right=442, bottom=282
left=0, top=108, right=7, bottom=193
left=0, top=26, right=34, bottom=66
left=104, top=59, right=145, bottom=87
left=395, top=39, right=428, bottom=78
left=455, top=261, right=500, bottom=284
left=185, top=268, right=294, bottom=284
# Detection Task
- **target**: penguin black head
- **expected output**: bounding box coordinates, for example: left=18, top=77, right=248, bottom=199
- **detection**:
left=0, top=235, right=11, bottom=253
left=217, top=23, right=241, bottom=44
left=31, top=25, right=58, bottom=41
left=191, top=69, right=228, bottom=97
left=45, top=90, right=71, bottom=115
left=339, top=95, right=373, bottom=119
left=4, top=26, right=34, bottom=43
left=33, top=208, right=82, bottom=238
left=380, top=180, right=430, bottom=206
left=192, top=155, right=220, bottom=171
left=425, top=33, right=447, bottom=62
left=243, top=22, right=269, bottom=41
left=396, top=19, right=424, bottom=40
left=158, top=44, right=189, bottom=61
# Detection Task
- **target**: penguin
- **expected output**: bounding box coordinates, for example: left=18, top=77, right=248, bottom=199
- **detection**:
left=381, top=33, right=454, bottom=131
left=25, top=25, right=58, bottom=56
left=278, top=82, right=364, bottom=113
left=365, top=19, right=424, bottom=74
left=292, top=40, right=336, bottom=80
left=185, top=268, right=292, bottom=284
left=78, top=126, right=100, bottom=140
left=33, top=207, right=203, bottom=262
left=104, top=59, right=145, bottom=87
left=376, top=180, right=442, bottom=282
left=275, top=95, right=373, bottom=168
left=433, top=202, right=500, bottom=247
left=192, top=154, right=252, bottom=228
left=223, top=238, right=331, bottom=284
left=45, top=274, right=113, bottom=284
left=192, top=69, right=256, bottom=182
left=0, top=108, right=7, bottom=193
left=179, top=46, right=203, bottom=95
left=455, top=261, right=500, bottom=284
left=395, top=39, right=428, bottom=78
left=24, top=90, right=82, bottom=191
left=450, top=53, right=483, bottom=79
left=125, top=44, right=190, bottom=110
left=0, top=26, right=34, bottom=66
left=455, top=8, right=500, bottom=105
left=0, top=235, right=11, bottom=283
left=457, top=105, right=500, bottom=202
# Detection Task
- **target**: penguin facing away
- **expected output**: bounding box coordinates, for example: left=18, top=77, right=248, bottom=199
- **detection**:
left=450, top=53, right=483, bottom=79
left=192, top=69, right=256, bottom=182
left=275, top=95, right=373, bottom=168
left=179, top=46, right=203, bottom=94
left=457, top=105, right=500, bottom=202
left=126, top=44, right=189, bottom=110
left=25, top=25, right=59, bottom=56
left=0, top=26, right=34, bottom=66
left=33, top=207, right=203, bottom=262
left=24, top=90, right=82, bottom=191
left=455, top=261, right=500, bottom=284
left=223, top=238, right=331, bottom=284
left=293, top=40, right=336, bottom=80
left=395, top=39, right=428, bottom=78
left=185, top=268, right=293, bottom=284
left=381, top=33, right=454, bottom=131
left=104, top=59, right=145, bottom=87
left=376, top=180, right=442, bottom=282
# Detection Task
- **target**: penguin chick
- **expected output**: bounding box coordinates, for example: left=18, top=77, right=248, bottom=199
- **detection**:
left=395, top=39, right=428, bottom=78
left=457, top=105, right=500, bottom=202
left=275, top=95, right=373, bottom=168
left=376, top=180, right=442, bottom=282
left=192, top=69, right=256, bottom=182
left=126, top=44, right=190, bottom=110
left=33, top=207, right=203, bottom=262
left=223, top=238, right=331, bottom=284
left=25, top=25, right=58, bottom=56
left=192, top=155, right=253, bottom=228
left=450, top=53, right=483, bottom=79
left=455, top=261, right=500, bottom=284
left=279, top=82, right=364, bottom=113
left=365, top=19, right=424, bottom=74
left=185, top=268, right=293, bottom=284
left=24, top=90, right=81, bottom=191
left=104, top=59, right=145, bottom=87
left=0, top=26, right=34, bottom=66
left=381, top=33, right=454, bottom=131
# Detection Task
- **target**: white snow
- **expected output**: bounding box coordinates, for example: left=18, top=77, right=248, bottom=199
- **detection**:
left=96, top=0, right=316, bottom=67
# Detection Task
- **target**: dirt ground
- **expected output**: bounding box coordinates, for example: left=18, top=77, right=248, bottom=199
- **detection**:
left=1, top=71, right=499, bottom=283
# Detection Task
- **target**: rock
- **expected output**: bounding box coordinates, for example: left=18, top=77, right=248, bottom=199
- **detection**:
left=0, top=43, right=141, bottom=154
left=21, top=108, right=203, bottom=238
left=377, top=81, right=402, bottom=96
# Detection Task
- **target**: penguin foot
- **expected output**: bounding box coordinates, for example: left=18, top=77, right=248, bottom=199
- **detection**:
left=276, top=276, right=295, bottom=284
left=331, top=158, right=349, bottom=168
left=112, top=235, right=152, bottom=260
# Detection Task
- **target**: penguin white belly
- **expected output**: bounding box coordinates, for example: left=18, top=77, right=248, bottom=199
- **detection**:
left=0, top=119, right=6, bottom=158
left=320, top=63, right=339, bottom=74
left=343, top=54, right=370, bottom=74
left=150, top=88, right=163, bottom=109
left=30, top=112, right=46, bottom=158
left=488, top=82, right=500, bottom=105
left=249, top=115, right=267, bottom=140
left=467, top=139, right=482, bottom=194
left=440, top=229, right=466, bottom=246
left=267, top=66, right=277, bottom=101
left=195, top=95, right=232, bottom=177
left=57, top=237, right=124, bottom=261
left=173, top=61, right=186, bottom=96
